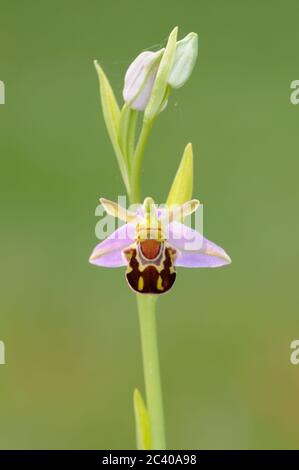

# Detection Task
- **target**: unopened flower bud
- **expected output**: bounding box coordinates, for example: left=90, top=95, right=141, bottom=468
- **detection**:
left=168, top=32, right=198, bottom=89
left=123, top=29, right=198, bottom=118
left=123, top=49, right=163, bottom=111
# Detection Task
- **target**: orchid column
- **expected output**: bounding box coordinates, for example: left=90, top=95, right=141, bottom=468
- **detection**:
left=90, top=27, right=230, bottom=449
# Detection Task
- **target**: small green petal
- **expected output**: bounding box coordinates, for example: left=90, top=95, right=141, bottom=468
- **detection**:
left=94, top=60, right=130, bottom=194
left=167, top=142, right=194, bottom=206
left=144, top=26, right=178, bottom=121
left=133, top=388, right=152, bottom=450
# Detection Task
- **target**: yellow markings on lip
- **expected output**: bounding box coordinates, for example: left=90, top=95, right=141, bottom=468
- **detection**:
left=138, top=276, right=144, bottom=291
left=135, top=221, right=166, bottom=243
left=157, top=275, right=164, bottom=291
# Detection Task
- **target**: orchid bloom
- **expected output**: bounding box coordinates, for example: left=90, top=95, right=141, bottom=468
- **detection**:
left=89, top=197, right=231, bottom=295
left=92, top=27, right=231, bottom=450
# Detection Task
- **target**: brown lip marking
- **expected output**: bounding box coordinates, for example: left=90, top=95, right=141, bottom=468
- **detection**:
left=140, top=239, right=162, bottom=260
left=124, top=245, right=177, bottom=295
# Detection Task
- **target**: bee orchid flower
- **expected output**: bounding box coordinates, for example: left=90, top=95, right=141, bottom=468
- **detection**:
left=89, top=197, right=231, bottom=294
left=92, top=27, right=231, bottom=450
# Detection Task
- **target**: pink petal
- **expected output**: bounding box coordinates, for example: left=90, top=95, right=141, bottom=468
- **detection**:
left=89, top=224, right=135, bottom=267
left=168, top=221, right=231, bottom=268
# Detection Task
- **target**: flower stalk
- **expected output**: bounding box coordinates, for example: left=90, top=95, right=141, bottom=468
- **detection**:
left=130, top=118, right=154, bottom=204
left=129, top=125, right=165, bottom=449
left=137, top=295, right=166, bottom=449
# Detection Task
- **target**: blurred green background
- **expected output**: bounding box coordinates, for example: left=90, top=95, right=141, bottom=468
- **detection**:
left=1, top=0, right=299, bottom=449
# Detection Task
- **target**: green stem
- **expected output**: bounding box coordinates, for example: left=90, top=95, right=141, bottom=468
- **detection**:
left=128, top=117, right=165, bottom=449
left=130, top=119, right=153, bottom=204
left=137, top=295, right=166, bottom=449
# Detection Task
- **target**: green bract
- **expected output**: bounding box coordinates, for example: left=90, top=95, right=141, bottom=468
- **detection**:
left=144, top=26, right=178, bottom=121
left=94, top=61, right=131, bottom=194
left=133, top=388, right=151, bottom=450
left=167, top=143, right=194, bottom=206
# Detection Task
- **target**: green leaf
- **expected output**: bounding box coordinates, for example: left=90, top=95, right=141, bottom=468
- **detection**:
left=167, top=142, right=193, bottom=206
left=94, top=60, right=131, bottom=194
left=144, top=26, right=178, bottom=121
left=133, top=388, right=151, bottom=450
